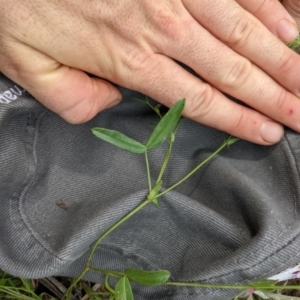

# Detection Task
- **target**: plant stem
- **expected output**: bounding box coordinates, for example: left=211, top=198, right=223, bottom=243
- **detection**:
left=88, top=267, right=124, bottom=278
left=63, top=268, right=89, bottom=300
left=156, top=138, right=230, bottom=199
left=86, top=200, right=150, bottom=267
left=164, top=282, right=300, bottom=291
left=145, top=151, right=152, bottom=192
left=156, top=121, right=181, bottom=185
left=155, top=136, right=173, bottom=185
left=105, top=275, right=116, bottom=295
left=64, top=198, right=150, bottom=299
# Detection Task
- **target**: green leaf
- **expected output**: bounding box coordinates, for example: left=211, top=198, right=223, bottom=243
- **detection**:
left=148, top=181, right=162, bottom=206
left=148, top=181, right=162, bottom=200
left=125, top=269, right=170, bottom=286
left=225, top=136, right=239, bottom=146
left=153, top=104, right=162, bottom=118
left=152, top=198, right=159, bottom=207
left=146, top=99, right=185, bottom=150
left=92, top=128, right=146, bottom=154
left=115, top=277, right=134, bottom=300
left=288, top=35, right=300, bottom=50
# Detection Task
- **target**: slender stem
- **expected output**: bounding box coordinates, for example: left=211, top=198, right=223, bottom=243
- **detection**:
left=65, top=199, right=150, bottom=299
left=164, top=282, right=255, bottom=289
left=105, top=275, right=116, bottom=295
left=145, top=151, right=152, bottom=192
left=89, top=267, right=124, bottom=278
left=156, top=136, right=173, bottom=185
left=63, top=268, right=89, bottom=300
left=156, top=121, right=181, bottom=185
left=86, top=199, right=150, bottom=267
left=164, top=282, right=300, bottom=290
left=156, top=139, right=228, bottom=199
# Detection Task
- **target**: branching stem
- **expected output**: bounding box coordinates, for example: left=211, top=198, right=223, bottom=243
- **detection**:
left=156, top=137, right=231, bottom=199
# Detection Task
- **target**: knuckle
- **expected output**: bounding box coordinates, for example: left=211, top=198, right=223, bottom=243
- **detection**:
left=57, top=84, right=98, bottom=124
left=123, top=53, right=162, bottom=88
left=222, top=60, right=252, bottom=90
left=156, top=15, right=181, bottom=40
left=228, top=108, right=248, bottom=137
left=60, top=99, right=97, bottom=124
left=274, top=51, right=295, bottom=74
left=253, top=0, right=269, bottom=15
left=146, top=2, right=182, bottom=42
left=273, top=88, right=290, bottom=112
left=95, top=42, right=153, bottom=84
left=227, top=15, right=254, bottom=49
left=186, top=84, right=216, bottom=120
left=123, top=50, right=153, bottom=74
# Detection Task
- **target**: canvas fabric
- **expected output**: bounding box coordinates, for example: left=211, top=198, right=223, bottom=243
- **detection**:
left=1, top=72, right=300, bottom=300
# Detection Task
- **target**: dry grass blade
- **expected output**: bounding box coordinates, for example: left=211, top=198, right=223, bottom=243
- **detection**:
left=38, top=277, right=77, bottom=300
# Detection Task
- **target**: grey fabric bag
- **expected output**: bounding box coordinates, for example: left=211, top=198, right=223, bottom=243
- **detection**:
left=1, top=72, right=300, bottom=299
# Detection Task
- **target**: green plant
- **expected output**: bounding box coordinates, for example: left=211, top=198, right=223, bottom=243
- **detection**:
left=60, top=98, right=239, bottom=299
left=0, top=269, right=44, bottom=300
left=2, top=35, right=300, bottom=300
left=60, top=96, right=300, bottom=300
left=63, top=95, right=300, bottom=300
left=288, top=35, right=300, bottom=51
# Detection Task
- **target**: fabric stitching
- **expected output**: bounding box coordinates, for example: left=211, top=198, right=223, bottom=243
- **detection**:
left=278, top=141, right=298, bottom=218
left=15, top=112, right=68, bottom=263
left=284, top=134, right=300, bottom=216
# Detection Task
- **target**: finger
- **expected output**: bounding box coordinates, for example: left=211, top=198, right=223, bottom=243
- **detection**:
left=182, top=0, right=300, bottom=95
left=152, top=4, right=300, bottom=138
left=128, top=53, right=284, bottom=145
left=0, top=43, right=122, bottom=124
left=237, top=0, right=299, bottom=43
left=282, top=0, right=300, bottom=29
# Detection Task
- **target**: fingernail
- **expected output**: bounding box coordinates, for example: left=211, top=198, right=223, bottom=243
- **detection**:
left=260, top=121, right=284, bottom=144
left=276, top=19, right=299, bottom=43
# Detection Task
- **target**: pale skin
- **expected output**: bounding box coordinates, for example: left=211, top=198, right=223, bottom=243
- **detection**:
left=0, top=0, right=300, bottom=145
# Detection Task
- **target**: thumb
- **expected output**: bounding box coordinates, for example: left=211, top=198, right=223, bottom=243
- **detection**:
left=36, top=67, right=122, bottom=124
left=282, top=0, right=300, bottom=29
left=0, top=43, right=122, bottom=124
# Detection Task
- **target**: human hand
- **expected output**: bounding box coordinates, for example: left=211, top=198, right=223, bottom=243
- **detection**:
left=0, top=0, right=299, bottom=145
